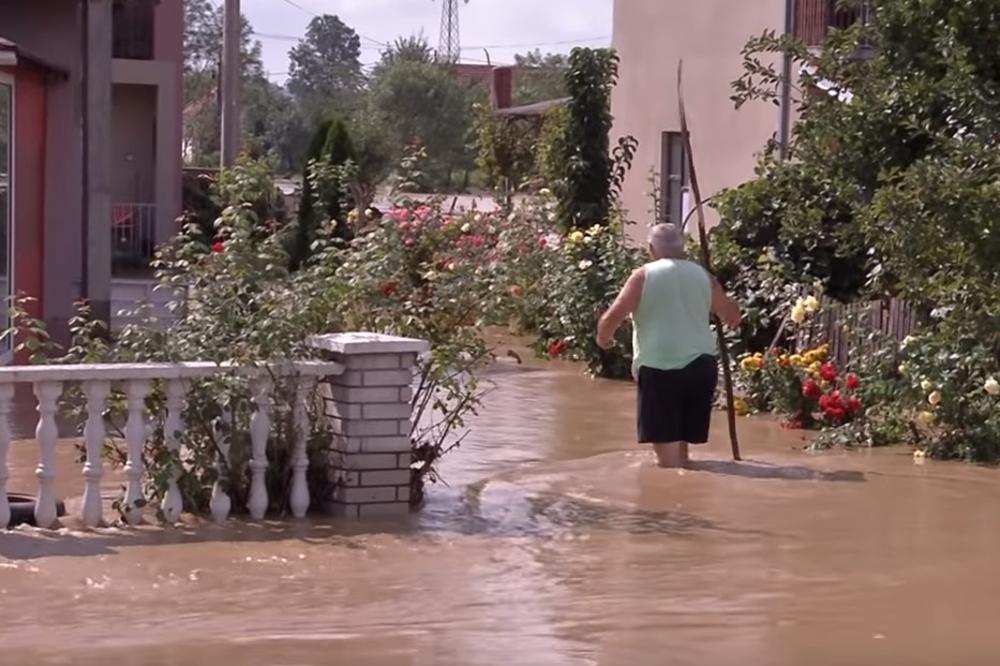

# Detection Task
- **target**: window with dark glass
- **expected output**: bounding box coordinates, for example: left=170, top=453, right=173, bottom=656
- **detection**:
left=660, top=131, right=689, bottom=226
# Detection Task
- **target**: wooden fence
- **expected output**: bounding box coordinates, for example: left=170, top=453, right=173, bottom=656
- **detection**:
left=796, top=297, right=919, bottom=369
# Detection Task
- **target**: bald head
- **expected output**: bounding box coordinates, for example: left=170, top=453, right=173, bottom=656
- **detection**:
left=648, top=223, right=686, bottom=259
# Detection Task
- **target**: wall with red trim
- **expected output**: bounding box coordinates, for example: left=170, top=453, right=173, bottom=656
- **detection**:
left=1, top=63, right=47, bottom=362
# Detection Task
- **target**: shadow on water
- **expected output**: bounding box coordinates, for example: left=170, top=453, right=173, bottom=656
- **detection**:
left=688, top=459, right=866, bottom=483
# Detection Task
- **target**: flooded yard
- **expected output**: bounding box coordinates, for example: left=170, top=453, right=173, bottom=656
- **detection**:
left=1, top=344, right=999, bottom=665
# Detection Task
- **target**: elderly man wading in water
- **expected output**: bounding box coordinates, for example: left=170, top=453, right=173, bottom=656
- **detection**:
left=596, top=223, right=742, bottom=469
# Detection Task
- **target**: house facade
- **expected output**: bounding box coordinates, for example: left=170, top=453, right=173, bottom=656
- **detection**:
left=611, top=0, right=865, bottom=237
left=0, top=0, right=183, bottom=354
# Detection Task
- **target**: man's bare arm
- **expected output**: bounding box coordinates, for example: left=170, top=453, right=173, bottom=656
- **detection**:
left=710, top=276, right=742, bottom=328
left=597, top=268, right=645, bottom=349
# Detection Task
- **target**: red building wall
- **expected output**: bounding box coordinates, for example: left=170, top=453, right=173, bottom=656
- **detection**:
left=1, top=63, right=47, bottom=347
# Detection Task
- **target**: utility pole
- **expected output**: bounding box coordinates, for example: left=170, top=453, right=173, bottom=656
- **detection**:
left=437, top=0, right=466, bottom=63
left=82, top=0, right=113, bottom=326
left=221, top=0, right=241, bottom=167
left=778, top=0, right=795, bottom=160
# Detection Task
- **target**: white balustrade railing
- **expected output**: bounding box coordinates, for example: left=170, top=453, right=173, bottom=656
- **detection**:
left=0, top=360, right=343, bottom=529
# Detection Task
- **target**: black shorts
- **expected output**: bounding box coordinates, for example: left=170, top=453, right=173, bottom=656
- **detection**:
left=637, top=355, right=719, bottom=444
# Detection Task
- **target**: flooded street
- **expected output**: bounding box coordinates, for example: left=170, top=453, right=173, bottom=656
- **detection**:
left=2, top=343, right=1000, bottom=665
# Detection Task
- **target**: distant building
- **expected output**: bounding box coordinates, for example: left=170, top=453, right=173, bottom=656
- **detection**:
left=0, top=0, right=183, bottom=355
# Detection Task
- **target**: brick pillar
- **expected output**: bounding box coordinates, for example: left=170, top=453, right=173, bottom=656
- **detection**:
left=309, top=333, right=429, bottom=520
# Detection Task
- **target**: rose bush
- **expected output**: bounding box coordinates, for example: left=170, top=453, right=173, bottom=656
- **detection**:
left=531, top=214, right=645, bottom=379
left=737, top=344, right=863, bottom=430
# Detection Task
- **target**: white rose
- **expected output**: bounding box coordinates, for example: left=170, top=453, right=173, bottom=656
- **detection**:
left=789, top=303, right=807, bottom=324
left=578, top=259, right=594, bottom=270
left=803, top=295, right=820, bottom=314
left=920, top=379, right=933, bottom=392
left=539, top=188, right=552, bottom=197
left=985, top=377, right=1000, bottom=396
left=461, top=223, right=472, bottom=234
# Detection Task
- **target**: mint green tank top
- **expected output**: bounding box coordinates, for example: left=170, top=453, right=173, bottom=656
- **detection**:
left=631, top=259, right=717, bottom=377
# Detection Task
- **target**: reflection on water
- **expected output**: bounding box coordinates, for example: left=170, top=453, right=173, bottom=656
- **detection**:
left=2, top=338, right=1000, bottom=665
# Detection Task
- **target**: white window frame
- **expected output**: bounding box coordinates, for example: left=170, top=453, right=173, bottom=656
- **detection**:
left=0, top=71, right=15, bottom=364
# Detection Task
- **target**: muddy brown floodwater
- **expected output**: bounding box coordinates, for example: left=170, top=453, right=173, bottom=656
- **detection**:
left=2, top=338, right=1000, bottom=665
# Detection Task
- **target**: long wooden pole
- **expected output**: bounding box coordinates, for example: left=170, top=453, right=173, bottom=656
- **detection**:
left=221, top=0, right=241, bottom=167
left=677, top=61, right=742, bottom=461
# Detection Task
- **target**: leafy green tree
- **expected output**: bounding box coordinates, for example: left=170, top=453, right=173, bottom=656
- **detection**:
left=714, top=0, right=1000, bottom=460
left=293, top=118, right=357, bottom=269
left=368, top=55, right=478, bottom=190
left=183, top=0, right=311, bottom=170
left=287, top=15, right=364, bottom=122
left=558, top=48, right=635, bottom=230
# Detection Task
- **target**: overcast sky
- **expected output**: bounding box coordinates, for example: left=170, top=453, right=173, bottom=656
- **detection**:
left=241, top=0, right=613, bottom=82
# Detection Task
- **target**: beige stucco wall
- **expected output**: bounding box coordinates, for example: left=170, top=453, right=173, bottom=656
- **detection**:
left=611, top=0, right=784, bottom=240
left=112, top=83, right=157, bottom=203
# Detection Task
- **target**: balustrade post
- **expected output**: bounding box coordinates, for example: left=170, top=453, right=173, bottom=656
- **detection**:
left=33, top=381, right=62, bottom=528
left=290, top=376, right=316, bottom=518
left=81, top=381, right=110, bottom=528
left=248, top=377, right=272, bottom=519
left=161, top=379, right=186, bottom=523
left=209, top=412, right=232, bottom=523
left=123, top=379, right=150, bottom=525
left=0, top=384, right=13, bottom=529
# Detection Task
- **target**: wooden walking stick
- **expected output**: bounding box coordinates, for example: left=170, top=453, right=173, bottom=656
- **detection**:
left=677, top=60, right=742, bottom=461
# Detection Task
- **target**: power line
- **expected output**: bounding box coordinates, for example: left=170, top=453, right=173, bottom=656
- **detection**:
left=253, top=30, right=385, bottom=49
left=461, top=35, right=610, bottom=50
left=267, top=0, right=388, bottom=47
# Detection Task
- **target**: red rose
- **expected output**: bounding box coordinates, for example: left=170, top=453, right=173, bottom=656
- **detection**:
left=847, top=396, right=862, bottom=413
left=404, top=238, right=415, bottom=248
left=509, top=285, right=524, bottom=299
left=818, top=394, right=831, bottom=410
left=212, top=241, right=225, bottom=254
left=537, top=236, right=548, bottom=249
left=802, top=379, right=823, bottom=400
left=820, top=363, right=838, bottom=382
left=824, top=406, right=846, bottom=422
left=379, top=282, right=397, bottom=297
left=845, top=374, right=860, bottom=390
left=779, top=356, right=791, bottom=368
left=547, top=340, right=568, bottom=357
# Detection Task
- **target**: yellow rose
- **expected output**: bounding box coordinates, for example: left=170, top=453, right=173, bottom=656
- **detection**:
left=790, top=354, right=805, bottom=367
left=808, top=362, right=822, bottom=376
left=790, top=303, right=807, bottom=324
left=568, top=231, right=585, bottom=243
left=733, top=398, right=750, bottom=417
left=803, top=295, right=820, bottom=313
left=928, top=391, right=942, bottom=407
left=916, top=411, right=935, bottom=427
